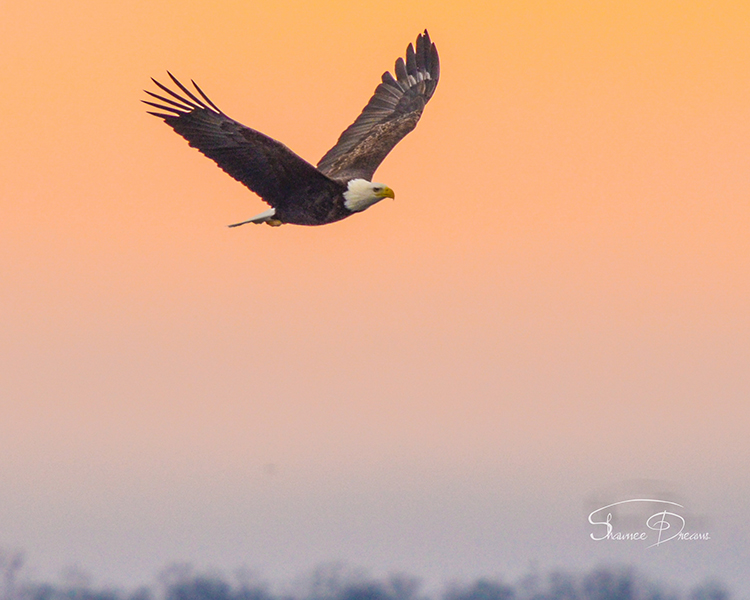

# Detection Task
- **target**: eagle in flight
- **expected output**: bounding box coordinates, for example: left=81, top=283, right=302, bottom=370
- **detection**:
left=143, top=31, right=439, bottom=227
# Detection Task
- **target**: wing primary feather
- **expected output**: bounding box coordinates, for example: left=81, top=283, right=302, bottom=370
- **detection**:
left=395, top=57, right=408, bottom=82
left=422, top=31, right=431, bottom=60
left=151, top=77, right=200, bottom=109
left=406, top=43, right=417, bottom=75
left=415, top=35, right=426, bottom=72
left=143, top=90, right=193, bottom=111
left=382, top=71, right=405, bottom=92
left=145, top=110, right=179, bottom=119
left=166, top=72, right=210, bottom=110
left=430, top=43, right=440, bottom=80
left=142, top=100, right=182, bottom=115
left=190, top=79, right=224, bottom=114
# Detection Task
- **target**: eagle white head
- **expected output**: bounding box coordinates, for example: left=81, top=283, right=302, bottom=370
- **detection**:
left=343, top=178, right=395, bottom=212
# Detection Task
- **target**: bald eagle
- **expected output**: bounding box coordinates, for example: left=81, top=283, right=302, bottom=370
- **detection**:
left=143, top=31, right=439, bottom=227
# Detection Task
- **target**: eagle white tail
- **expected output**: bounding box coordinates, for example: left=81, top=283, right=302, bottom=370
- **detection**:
left=228, top=208, right=277, bottom=227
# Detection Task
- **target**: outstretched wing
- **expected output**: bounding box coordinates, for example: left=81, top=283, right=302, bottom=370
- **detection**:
left=316, top=30, right=440, bottom=182
left=143, top=73, right=337, bottom=208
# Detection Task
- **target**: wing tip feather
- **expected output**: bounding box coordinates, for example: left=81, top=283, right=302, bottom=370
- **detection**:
left=145, top=110, right=178, bottom=120
left=144, top=72, right=227, bottom=122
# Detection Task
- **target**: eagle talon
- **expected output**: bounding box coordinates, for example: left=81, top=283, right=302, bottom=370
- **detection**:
left=265, top=219, right=283, bottom=227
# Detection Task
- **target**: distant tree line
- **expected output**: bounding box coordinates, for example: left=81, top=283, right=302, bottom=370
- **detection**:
left=0, top=550, right=731, bottom=600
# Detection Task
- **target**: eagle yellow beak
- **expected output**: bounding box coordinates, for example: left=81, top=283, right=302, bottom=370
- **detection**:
left=378, top=186, right=395, bottom=200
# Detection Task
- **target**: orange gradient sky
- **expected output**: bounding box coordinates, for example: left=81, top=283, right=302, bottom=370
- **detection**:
left=1, top=0, right=749, bottom=595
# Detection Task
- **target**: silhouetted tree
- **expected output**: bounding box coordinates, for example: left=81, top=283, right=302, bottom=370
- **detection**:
left=0, top=550, right=736, bottom=600
left=545, top=572, right=578, bottom=600
left=689, top=581, right=729, bottom=600
left=337, top=583, right=390, bottom=600
left=444, top=579, right=515, bottom=600
left=126, top=588, right=153, bottom=600
left=166, top=577, right=232, bottom=600
left=304, top=563, right=368, bottom=600
left=381, top=575, right=422, bottom=600
left=0, top=551, right=25, bottom=600
left=581, top=568, right=636, bottom=600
